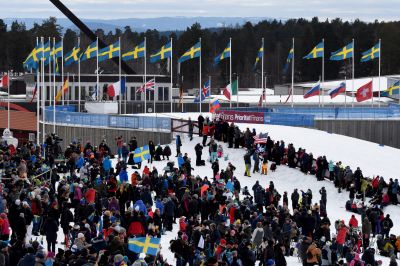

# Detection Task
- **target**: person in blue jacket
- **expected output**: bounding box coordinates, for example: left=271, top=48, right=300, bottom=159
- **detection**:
left=176, top=135, right=182, bottom=157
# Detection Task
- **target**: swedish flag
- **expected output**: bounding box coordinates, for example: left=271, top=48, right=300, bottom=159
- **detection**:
left=45, top=41, right=63, bottom=65
left=80, top=41, right=98, bottom=62
left=150, top=41, right=172, bottom=63
left=128, top=237, right=160, bottom=256
left=330, top=42, right=353, bottom=60
left=253, top=46, right=264, bottom=70
left=65, top=46, right=81, bottom=66
left=98, top=41, right=120, bottom=62
left=361, top=43, right=380, bottom=62
left=283, top=47, right=294, bottom=73
left=122, top=42, right=145, bottom=61
left=214, top=42, right=231, bottom=65
left=23, top=44, right=44, bottom=69
left=179, top=42, right=201, bottom=63
left=133, top=145, right=151, bottom=163
left=303, top=41, right=324, bottom=59
left=383, top=80, right=400, bottom=96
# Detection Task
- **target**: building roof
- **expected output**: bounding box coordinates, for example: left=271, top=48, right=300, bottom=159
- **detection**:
left=0, top=110, right=36, bottom=132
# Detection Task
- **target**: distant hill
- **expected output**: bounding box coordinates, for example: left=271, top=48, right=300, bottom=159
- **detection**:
left=3, top=17, right=277, bottom=33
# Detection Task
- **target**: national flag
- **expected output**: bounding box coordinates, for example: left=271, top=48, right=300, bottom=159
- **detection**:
left=361, top=43, right=380, bottom=62
left=258, top=88, right=266, bottom=106
left=98, top=41, right=120, bottom=62
left=179, top=42, right=201, bottom=63
left=80, top=41, right=98, bottom=62
left=253, top=46, right=264, bottom=70
left=194, top=81, right=210, bottom=102
left=107, top=77, right=126, bottom=98
left=383, top=80, right=400, bottom=96
left=356, top=80, right=373, bottom=102
left=283, top=48, right=294, bottom=73
left=23, top=44, right=44, bottom=69
left=0, top=74, right=9, bottom=88
left=42, top=42, right=52, bottom=65
left=150, top=41, right=172, bottom=63
left=303, top=41, right=324, bottom=59
left=328, top=82, right=346, bottom=99
left=64, top=46, right=81, bottom=66
left=303, top=81, right=321, bottom=99
left=128, top=236, right=160, bottom=256
left=253, top=135, right=268, bottom=145
left=55, top=78, right=69, bottom=103
left=133, top=145, right=151, bottom=163
left=30, top=83, right=38, bottom=103
left=214, top=42, right=231, bottom=65
left=137, top=78, right=155, bottom=93
left=91, top=84, right=98, bottom=100
left=330, top=42, right=353, bottom=60
left=53, top=42, right=63, bottom=58
left=209, top=98, right=221, bottom=113
left=223, top=80, right=238, bottom=100
left=122, top=42, right=145, bottom=61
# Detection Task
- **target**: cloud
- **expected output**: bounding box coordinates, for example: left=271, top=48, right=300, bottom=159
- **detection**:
left=0, top=0, right=399, bottom=21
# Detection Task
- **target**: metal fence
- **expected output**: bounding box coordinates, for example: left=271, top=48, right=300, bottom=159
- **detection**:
left=43, top=108, right=171, bottom=132
left=225, top=104, right=400, bottom=120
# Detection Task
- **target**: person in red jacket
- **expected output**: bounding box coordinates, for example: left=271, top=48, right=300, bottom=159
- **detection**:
left=202, top=123, right=209, bottom=146
left=85, top=185, right=96, bottom=204
left=336, top=221, right=348, bottom=257
left=349, top=214, right=359, bottom=228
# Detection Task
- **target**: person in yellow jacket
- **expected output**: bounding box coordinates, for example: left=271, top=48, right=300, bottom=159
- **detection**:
left=306, top=242, right=321, bottom=265
left=261, top=160, right=268, bottom=175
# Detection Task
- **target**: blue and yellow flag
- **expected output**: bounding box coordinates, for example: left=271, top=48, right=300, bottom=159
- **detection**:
left=330, top=42, right=353, bottom=60
left=128, top=237, right=160, bottom=256
left=133, top=145, right=151, bottom=163
left=283, top=47, right=294, bottom=73
left=42, top=42, right=52, bottom=65
left=80, top=41, right=98, bottom=62
left=360, top=43, right=380, bottom=62
left=64, top=46, right=81, bottom=66
left=253, top=46, right=264, bottom=70
left=53, top=42, right=63, bottom=58
left=122, top=42, right=145, bottom=61
left=303, top=41, right=324, bottom=59
left=382, top=80, right=400, bottom=96
left=179, top=42, right=201, bottom=63
left=214, top=42, right=231, bottom=65
left=98, top=41, right=120, bottom=63
left=23, top=43, right=44, bottom=69
left=150, top=41, right=172, bottom=63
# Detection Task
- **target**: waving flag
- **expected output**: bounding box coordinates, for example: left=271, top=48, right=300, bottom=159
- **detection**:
left=98, top=41, right=120, bottom=62
left=179, top=42, right=201, bottom=63
left=214, top=42, right=231, bottom=65
left=223, top=80, right=238, bottom=100
left=133, top=146, right=151, bottom=163
left=55, top=78, right=69, bottom=103
left=23, top=44, right=44, bottom=69
left=128, top=237, right=160, bottom=256
left=150, top=41, right=172, bottom=63
left=303, top=41, right=324, bottom=59
left=107, top=77, right=126, bottom=97
left=0, top=74, right=9, bottom=88
left=330, top=42, right=353, bottom=60
left=383, top=80, right=400, bottom=96
left=209, top=98, right=221, bottom=113
left=30, top=83, right=38, bottom=103
left=328, top=82, right=346, bottom=99
left=64, top=46, right=81, bottom=66
left=80, top=41, right=98, bottom=62
left=123, top=42, right=145, bottom=61
left=361, top=43, right=380, bottom=62
left=356, top=81, right=373, bottom=102
left=194, top=81, right=211, bottom=102
left=253, top=46, right=264, bottom=70
left=137, top=78, right=155, bottom=93
left=303, top=82, right=321, bottom=99
left=283, top=47, right=294, bottom=73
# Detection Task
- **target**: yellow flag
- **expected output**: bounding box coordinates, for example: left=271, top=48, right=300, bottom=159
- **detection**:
left=55, top=79, right=69, bottom=103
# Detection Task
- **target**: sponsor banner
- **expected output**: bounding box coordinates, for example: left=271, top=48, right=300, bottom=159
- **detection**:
left=213, top=110, right=265, bottom=124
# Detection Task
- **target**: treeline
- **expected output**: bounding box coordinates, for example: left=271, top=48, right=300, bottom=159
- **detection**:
left=2, top=17, right=400, bottom=89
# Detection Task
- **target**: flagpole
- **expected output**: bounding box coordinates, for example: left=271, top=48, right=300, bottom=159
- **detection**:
left=318, top=76, right=321, bottom=108
left=78, top=37, right=81, bottom=112
left=41, top=37, right=46, bottom=145
left=291, top=37, right=294, bottom=108
left=61, top=37, right=64, bottom=106
left=53, top=37, right=56, bottom=133
left=209, top=75, right=211, bottom=112
left=345, top=76, right=347, bottom=108
left=170, top=38, right=173, bottom=113
left=124, top=74, right=127, bottom=114
left=119, top=37, right=122, bottom=114
left=236, top=75, right=239, bottom=108
left=96, top=37, right=99, bottom=102
left=198, top=38, right=202, bottom=113
left=36, top=36, right=40, bottom=145
left=48, top=38, right=52, bottom=111
left=352, top=38, right=355, bottom=108
left=7, top=70, right=10, bottom=129
left=144, top=37, right=147, bottom=114
left=261, top=37, right=264, bottom=107
left=378, top=38, right=381, bottom=108
left=322, top=38, right=325, bottom=108
left=153, top=75, right=156, bottom=112
left=229, top=37, right=232, bottom=108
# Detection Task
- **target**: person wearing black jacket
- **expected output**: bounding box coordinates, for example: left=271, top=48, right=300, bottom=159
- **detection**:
left=148, top=140, right=155, bottom=163
left=198, top=115, right=204, bottom=136
left=195, top=143, right=203, bottom=166
left=129, top=136, right=138, bottom=152
left=188, top=118, right=194, bottom=141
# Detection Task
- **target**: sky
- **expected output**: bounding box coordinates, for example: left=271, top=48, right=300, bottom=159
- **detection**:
left=1, top=0, right=399, bottom=21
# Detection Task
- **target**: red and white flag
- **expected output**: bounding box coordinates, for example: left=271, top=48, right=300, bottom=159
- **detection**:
left=0, top=74, right=9, bottom=88
left=258, top=89, right=266, bottom=106
left=356, top=80, right=373, bottom=102
left=136, top=78, right=155, bottom=93
left=253, top=135, right=268, bottom=144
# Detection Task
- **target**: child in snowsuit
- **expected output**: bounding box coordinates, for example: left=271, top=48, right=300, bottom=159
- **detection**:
left=261, top=160, right=268, bottom=175
left=217, top=145, right=223, bottom=158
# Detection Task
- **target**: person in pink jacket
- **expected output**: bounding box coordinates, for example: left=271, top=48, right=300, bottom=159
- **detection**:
left=0, top=213, right=10, bottom=240
left=349, top=253, right=364, bottom=266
